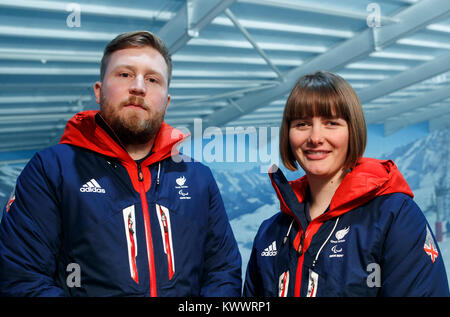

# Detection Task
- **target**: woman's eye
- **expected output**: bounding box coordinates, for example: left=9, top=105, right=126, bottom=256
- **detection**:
left=292, top=121, right=309, bottom=128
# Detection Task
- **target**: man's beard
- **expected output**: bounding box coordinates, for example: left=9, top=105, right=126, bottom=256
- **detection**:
left=100, top=92, right=165, bottom=146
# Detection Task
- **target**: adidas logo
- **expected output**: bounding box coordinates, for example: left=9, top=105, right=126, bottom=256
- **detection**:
left=261, top=241, right=277, bottom=256
left=80, top=179, right=106, bottom=193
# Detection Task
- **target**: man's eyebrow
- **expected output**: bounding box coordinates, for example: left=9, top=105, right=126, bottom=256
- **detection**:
left=112, top=64, right=164, bottom=77
left=111, top=64, right=135, bottom=71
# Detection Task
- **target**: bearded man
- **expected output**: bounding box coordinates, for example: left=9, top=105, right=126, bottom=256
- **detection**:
left=0, top=31, right=242, bottom=297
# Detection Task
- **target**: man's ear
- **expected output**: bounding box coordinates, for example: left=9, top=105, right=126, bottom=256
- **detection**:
left=94, top=81, right=102, bottom=104
left=164, top=94, right=171, bottom=115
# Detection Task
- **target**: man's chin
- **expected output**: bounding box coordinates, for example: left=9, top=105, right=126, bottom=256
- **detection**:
left=115, top=127, right=154, bottom=145
left=113, top=118, right=161, bottom=146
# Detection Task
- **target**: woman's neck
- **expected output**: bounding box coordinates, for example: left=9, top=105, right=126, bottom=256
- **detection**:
left=306, top=169, right=347, bottom=220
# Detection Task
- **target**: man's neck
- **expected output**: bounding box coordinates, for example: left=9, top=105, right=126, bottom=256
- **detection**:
left=125, top=138, right=155, bottom=161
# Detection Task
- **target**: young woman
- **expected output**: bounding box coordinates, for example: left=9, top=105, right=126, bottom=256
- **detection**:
left=243, top=71, right=449, bottom=297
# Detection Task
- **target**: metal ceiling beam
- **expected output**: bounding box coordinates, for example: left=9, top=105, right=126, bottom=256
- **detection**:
left=170, top=83, right=277, bottom=108
left=0, top=124, right=65, bottom=134
left=0, top=106, right=82, bottom=116
left=0, top=95, right=91, bottom=104
left=239, top=0, right=399, bottom=24
left=0, top=48, right=101, bottom=63
left=0, top=0, right=172, bottom=20
left=224, top=8, right=284, bottom=80
left=0, top=66, right=98, bottom=76
left=397, top=38, right=450, bottom=49
left=202, top=0, right=450, bottom=128
left=0, top=83, right=93, bottom=92
left=0, top=66, right=278, bottom=78
left=188, top=37, right=327, bottom=53
left=0, top=132, right=58, bottom=140
left=166, top=109, right=214, bottom=117
left=358, top=51, right=450, bottom=104
left=384, top=101, right=450, bottom=135
left=0, top=113, right=75, bottom=124
left=0, top=78, right=269, bottom=90
left=0, top=144, right=51, bottom=153
left=212, top=16, right=354, bottom=38
left=427, top=23, right=450, bottom=33
left=0, top=25, right=116, bottom=42
left=367, top=85, right=450, bottom=124
left=158, top=0, right=236, bottom=53
left=0, top=139, right=51, bottom=150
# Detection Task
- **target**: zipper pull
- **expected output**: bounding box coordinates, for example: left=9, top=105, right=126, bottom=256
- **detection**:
left=283, top=219, right=295, bottom=246
left=161, top=213, right=168, bottom=233
left=297, top=232, right=305, bottom=256
left=155, top=162, right=161, bottom=192
left=137, top=163, right=143, bottom=182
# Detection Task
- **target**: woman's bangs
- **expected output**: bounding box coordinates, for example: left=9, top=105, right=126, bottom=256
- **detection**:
left=287, top=87, right=348, bottom=122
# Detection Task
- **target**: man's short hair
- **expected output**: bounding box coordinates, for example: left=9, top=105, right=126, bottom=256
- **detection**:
left=100, top=30, right=172, bottom=85
left=279, top=70, right=367, bottom=171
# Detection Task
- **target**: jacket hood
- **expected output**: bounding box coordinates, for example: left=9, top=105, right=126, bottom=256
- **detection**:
left=59, top=110, right=187, bottom=166
left=270, top=157, right=414, bottom=223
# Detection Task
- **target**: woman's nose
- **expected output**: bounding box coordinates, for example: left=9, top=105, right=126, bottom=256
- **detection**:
left=309, top=124, right=324, bottom=145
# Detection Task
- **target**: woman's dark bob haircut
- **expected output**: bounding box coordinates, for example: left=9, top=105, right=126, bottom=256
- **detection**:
left=280, top=70, right=367, bottom=171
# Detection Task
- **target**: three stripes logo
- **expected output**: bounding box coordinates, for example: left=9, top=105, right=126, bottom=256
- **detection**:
left=261, top=241, right=277, bottom=256
left=80, top=178, right=106, bottom=193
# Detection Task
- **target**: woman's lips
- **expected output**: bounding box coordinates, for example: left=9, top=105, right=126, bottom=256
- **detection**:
left=304, top=150, right=331, bottom=160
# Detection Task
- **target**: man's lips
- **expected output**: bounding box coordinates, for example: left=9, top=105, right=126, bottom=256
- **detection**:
left=124, top=103, right=146, bottom=110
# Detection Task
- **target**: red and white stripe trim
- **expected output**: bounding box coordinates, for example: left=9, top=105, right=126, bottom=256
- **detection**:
left=156, top=204, right=175, bottom=280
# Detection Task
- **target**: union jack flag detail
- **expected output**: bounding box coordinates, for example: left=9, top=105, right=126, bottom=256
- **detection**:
left=423, top=225, right=439, bottom=263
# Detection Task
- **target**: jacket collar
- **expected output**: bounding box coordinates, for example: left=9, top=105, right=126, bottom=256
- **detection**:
left=59, top=110, right=187, bottom=166
left=269, top=157, right=414, bottom=224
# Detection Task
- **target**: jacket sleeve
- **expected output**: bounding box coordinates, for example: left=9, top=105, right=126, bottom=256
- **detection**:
left=0, top=153, right=65, bottom=296
left=380, top=195, right=449, bottom=297
left=199, top=169, right=242, bottom=297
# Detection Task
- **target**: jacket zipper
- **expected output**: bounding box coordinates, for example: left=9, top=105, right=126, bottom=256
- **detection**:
left=294, top=230, right=306, bottom=297
left=294, top=217, right=340, bottom=297
left=137, top=163, right=158, bottom=297
left=157, top=204, right=175, bottom=280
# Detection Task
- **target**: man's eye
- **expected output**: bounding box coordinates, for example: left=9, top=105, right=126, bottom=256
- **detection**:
left=119, top=73, right=130, bottom=78
left=147, top=77, right=161, bottom=84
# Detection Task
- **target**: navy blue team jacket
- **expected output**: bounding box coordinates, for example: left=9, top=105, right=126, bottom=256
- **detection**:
left=244, top=159, right=449, bottom=297
left=0, top=110, right=242, bottom=297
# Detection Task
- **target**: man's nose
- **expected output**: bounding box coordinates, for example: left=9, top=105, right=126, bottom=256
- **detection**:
left=129, top=75, right=146, bottom=96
